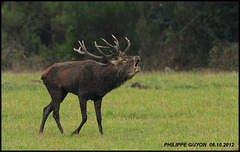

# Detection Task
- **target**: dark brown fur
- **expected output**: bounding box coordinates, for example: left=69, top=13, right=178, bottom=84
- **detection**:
left=39, top=35, right=140, bottom=135
left=39, top=57, right=140, bottom=135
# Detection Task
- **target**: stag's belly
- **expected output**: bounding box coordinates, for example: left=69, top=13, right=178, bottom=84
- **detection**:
left=65, top=86, right=105, bottom=100
left=44, top=60, right=110, bottom=100
left=61, top=77, right=106, bottom=100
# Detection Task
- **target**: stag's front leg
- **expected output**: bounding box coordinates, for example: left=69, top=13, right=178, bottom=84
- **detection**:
left=72, top=96, right=87, bottom=135
left=94, top=98, right=103, bottom=134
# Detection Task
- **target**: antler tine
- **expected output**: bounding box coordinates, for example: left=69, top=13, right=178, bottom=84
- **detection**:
left=94, top=41, right=113, bottom=58
left=100, top=34, right=120, bottom=55
left=101, top=38, right=115, bottom=48
left=73, top=40, right=84, bottom=54
left=73, top=40, right=103, bottom=59
left=123, top=37, right=131, bottom=54
left=73, top=35, right=124, bottom=60
left=111, top=34, right=119, bottom=47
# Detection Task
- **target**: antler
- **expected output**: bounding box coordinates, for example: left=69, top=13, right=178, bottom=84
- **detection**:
left=123, top=37, right=131, bottom=54
left=73, top=40, right=103, bottom=59
left=101, top=34, right=120, bottom=54
left=94, top=34, right=120, bottom=58
left=94, top=41, right=114, bottom=59
left=73, top=35, right=131, bottom=60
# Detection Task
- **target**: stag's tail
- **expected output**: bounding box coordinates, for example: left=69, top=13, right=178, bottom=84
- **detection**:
left=41, top=65, right=53, bottom=81
left=41, top=70, right=47, bottom=81
left=41, top=74, right=45, bottom=80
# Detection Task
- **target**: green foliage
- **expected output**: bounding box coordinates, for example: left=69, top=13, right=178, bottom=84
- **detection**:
left=209, top=42, right=239, bottom=71
left=1, top=2, right=238, bottom=71
left=164, top=66, right=175, bottom=73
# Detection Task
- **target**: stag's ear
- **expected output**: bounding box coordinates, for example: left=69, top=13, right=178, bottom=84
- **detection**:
left=109, top=58, right=120, bottom=65
left=108, top=56, right=120, bottom=66
left=110, top=55, right=130, bottom=66
left=110, top=60, right=118, bottom=65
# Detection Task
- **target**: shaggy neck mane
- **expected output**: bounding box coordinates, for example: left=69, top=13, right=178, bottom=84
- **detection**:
left=97, top=64, right=128, bottom=93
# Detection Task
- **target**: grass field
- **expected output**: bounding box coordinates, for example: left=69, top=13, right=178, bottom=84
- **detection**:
left=1, top=70, right=239, bottom=150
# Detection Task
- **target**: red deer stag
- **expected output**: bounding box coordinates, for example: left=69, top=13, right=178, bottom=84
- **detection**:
left=39, top=35, right=141, bottom=135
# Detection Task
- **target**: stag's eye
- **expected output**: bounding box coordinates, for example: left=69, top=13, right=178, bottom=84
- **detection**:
left=121, top=60, right=127, bottom=64
left=120, top=58, right=128, bottom=63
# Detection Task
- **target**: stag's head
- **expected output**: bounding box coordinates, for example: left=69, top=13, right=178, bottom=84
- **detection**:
left=73, top=35, right=141, bottom=78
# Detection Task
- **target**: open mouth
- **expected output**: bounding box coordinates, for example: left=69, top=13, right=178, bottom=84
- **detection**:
left=134, top=59, right=141, bottom=72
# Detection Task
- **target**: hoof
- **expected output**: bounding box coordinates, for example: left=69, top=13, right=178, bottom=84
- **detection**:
left=71, top=131, right=79, bottom=136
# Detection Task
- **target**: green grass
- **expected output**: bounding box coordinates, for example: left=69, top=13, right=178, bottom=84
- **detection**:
left=1, top=71, right=239, bottom=150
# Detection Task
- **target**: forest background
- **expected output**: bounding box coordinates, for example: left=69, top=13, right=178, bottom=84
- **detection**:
left=1, top=1, right=239, bottom=72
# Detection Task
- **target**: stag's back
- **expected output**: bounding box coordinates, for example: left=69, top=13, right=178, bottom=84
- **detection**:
left=41, top=60, right=112, bottom=97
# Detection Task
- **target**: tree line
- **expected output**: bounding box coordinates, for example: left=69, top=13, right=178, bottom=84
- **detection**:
left=2, top=2, right=239, bottom=72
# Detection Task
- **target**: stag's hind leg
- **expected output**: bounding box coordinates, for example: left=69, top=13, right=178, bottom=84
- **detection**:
left=51, top=89, right=67, bottom=134
left=52, top=101, right=64, bottom=134
left=39, top=102, right=54, bottom=133
left=39, top=87, right=67, bottom=134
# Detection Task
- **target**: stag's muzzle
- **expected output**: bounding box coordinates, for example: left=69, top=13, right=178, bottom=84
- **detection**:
left=133, top=56, right=141, bottom=72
